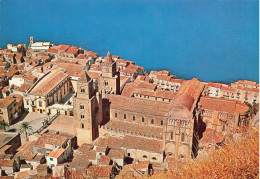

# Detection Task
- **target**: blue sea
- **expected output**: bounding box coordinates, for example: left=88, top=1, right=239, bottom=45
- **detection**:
left=0, top=0, right=258, bottom=83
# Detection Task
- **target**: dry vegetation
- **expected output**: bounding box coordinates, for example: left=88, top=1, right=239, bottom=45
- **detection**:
left=148, top=127, right=259, bottom=179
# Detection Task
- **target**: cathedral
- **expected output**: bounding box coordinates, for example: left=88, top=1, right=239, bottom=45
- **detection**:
left=73, top=51, right=248, bottom=163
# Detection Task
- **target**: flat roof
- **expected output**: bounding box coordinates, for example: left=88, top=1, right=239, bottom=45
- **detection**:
left=0, top=132, right=19, bottom=148
left=31, top=42, right=50, bottom=47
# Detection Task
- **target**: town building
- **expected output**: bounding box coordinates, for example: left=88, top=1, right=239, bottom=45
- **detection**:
left=28, top=36, right=54, bottom=52
left=0, top=94, right=24, bottom=125
left=23, top=69, right=72, bottom=115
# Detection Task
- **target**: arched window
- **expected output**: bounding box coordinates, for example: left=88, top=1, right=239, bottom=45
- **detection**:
left=115, top=112, right=117, bottom=118
left=81, top=88, right=85, bottom=93
left=143, top=155, right=147, bottom=158
left=81, top=123, right=84, bottom=128
left=133, top=116, right=135, bottom=121
left=151, top=119, right=154, bottom=124
left=152, top=157, right=157, bottom=160
left=170, top=132, right=173, bottom=140
left=80, top=114, right=84, bottom=119
left=181, top=133, right=185, bottom=142
left=124, top=114, right=126, bottom=119
left=142, top=117, right=145, bottom=122
left=161, top=120, right=163, bottom=125
left=80, top=105, right=84, bottom=109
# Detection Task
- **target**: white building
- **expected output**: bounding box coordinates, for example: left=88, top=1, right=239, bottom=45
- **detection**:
left=9, top=75, right=25, bottom=87
left=28, top=42, right=53, bottom=51
left=7, top=44, right=18, bottom=52
left=46, top=148, right=66, bottom=168
left=28, top=36, right=53, bottom=51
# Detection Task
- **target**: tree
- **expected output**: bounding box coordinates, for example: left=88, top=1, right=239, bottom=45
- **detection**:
left=20, top=122, right=32, bottom=141
left=0, top=121, right=9, bottom=132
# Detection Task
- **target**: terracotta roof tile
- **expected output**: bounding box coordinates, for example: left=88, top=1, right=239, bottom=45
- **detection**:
left=30, top=70, right=68, bottom=96
left=122, top=135, right=163, bottom=153
left=136, top=82, right=157, bottom=91
left=17, top=83, right=32, bottom=92
left=200, top=128, right=223, bottom=144
left=99, top=155, right=111, bottom=165
left=34, top=132, right=72, bottom=148
left=105, top=120, right=163, bottom=139
left=121, top=83, right=137, bottom=97
left=87, top=166, right=113, bottom=178
left=221, top=86, right=236, bottom=92
left=200, top=96, right=248, bottom=114
left=47, top=148, right=65, bottom=159
left=106, top=94, right=169, bottom=117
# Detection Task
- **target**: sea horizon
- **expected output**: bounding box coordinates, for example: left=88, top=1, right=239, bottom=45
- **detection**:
left=0, top=0, right=258, bottom=83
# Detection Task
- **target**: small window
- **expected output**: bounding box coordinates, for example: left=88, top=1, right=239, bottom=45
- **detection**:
left=151, top=119, right=154, bottom=124
left=38, top=101, right=42, bottom=107
left=26, top=100, right=29, bottom=105
left=181, top=133, right=185, bottom=142
left=81, top=123, right=84, bottom=128
left=142, top=117, right=145, bottom=122
left=133, top=116, right=135, bottom=121
left=81, top=88, right=85, bottom=93
left=81, top=114, right=84, bottom=119
left=143, top=155, right=147, bottom=158
left=50, top=158, right=53, bottom=161
left=80, top=105, right=84, bottom=109
left=222, top=125, right=225, bottom=132
left=128, top=153, right=130, bottom=157
left=152, top=157, right=157, bottom=160
left=115, top=112, right=117, bottom=118
left=170, top=132, right=173, bottom=140
left=161, top=120, right=163, bottom=125
left=124, top=114, right=126, bottom=119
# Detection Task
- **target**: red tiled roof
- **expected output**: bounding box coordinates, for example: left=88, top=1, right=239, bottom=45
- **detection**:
left=47, top=148, right=65, bottom=159
left=221, top=86, right=236, bottom=92
left=170, top=78, right=184, bottom=83
left=65, top=46, right=79, bottom=54
left=48, top=47, right=59, bottom=54
left=0, top=159, right=14, bottom=167
left=200, top=128, right=223, bottom=144
left=170, top=93, right=195, bottom=111
left=30, top=70, right=68, bottom=96
left=104, top=51, right=113, bottom=64
left=87, top=166, right=112, bottom=178
left=76, top=54, right=86, bottom=59
left=34, top=131, right=73, bottom=148
left=207, top=82, right=223, bottom=88
left=120, top=68, right=137, bottom=74
left=99, top=155, right=111, bottom=165
left=57, top=45, right=70, bottom=51
left=122, top=135, right=163, bottom=153
left=106, top=94, right=169, bottom=117
left=121, top=83, right=137, bottom=97
left=136, top=82, right=157, bottom=91
left=17, top=84, right=32, bottom=92
left=0, top=94, right=22, bottom=108
left=200, top=96, right=248, bottom=114
left=59, top=63, right=84, bottom=77
left=86, top=71, right=101, bottom=79
left=105, top=120, right=163, bottom=139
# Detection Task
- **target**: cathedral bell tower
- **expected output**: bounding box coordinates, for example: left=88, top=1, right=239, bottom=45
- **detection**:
left=98, top=51, right=120, bottom=96
left=73, top=71, right=99, bottom=145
